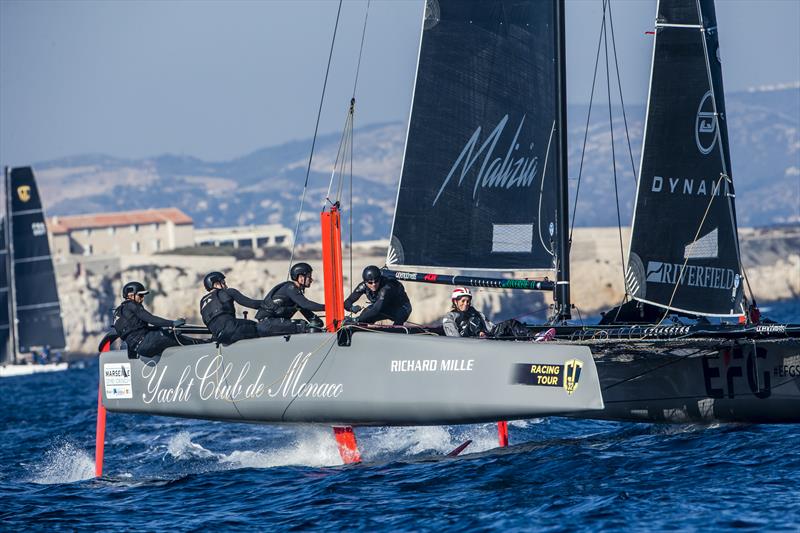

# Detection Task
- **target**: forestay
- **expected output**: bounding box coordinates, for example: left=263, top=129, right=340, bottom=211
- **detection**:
left=9, top=167, right=67, bottom=350
left=626, top=0, right=743, bottom=316
left=388, top=0, right=563, bottom=271
left=0, top=219, right=10, bottom=364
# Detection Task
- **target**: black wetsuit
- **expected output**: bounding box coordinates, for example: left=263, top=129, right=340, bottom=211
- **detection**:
left=200, top=288, right=261, bottom=344
left=113, top=300, right=200, bottom=358
left=344, top=279, right=412, bottom=325
left=256, top=281, right=325, bottom=336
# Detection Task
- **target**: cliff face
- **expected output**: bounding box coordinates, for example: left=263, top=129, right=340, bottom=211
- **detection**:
left=57, top=227, right=800, bottom=354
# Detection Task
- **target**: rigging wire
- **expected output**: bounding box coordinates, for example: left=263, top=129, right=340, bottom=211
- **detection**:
left=602, top=4, right=629, bottom=298
left=607, top=0, right=639, bottom=185
left=569, top=0, right=607, bottom=243
left=287, top=0, right=344, bottom=277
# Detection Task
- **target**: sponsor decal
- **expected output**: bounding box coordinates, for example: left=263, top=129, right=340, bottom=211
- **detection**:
left=104, top=363, right=133, bottom=399
left=140, top=352, right=344, bottom=404
left=773, top=365, right=800, bottom=378
left=511, top=359, right=583, bottom=395
left=16, top=185, right=31, bottom=203
left=645, top=261, right=738, bottom=291
left=390, top=359, right=474, bottom=372
left=695, top=91, right=717, bottom=155
left=755, top=324, right=786, bottom=334
left=432, top=114, right=540, bottom=206
left=31, top=222, right=46, bottom=237
left=392, top=271, right=418, bottom=281
left=563, top=359, right=583, bottom=395
left=424, top=274, right=438, bottom=282
left=649, top=175, right=728, bottom=197
left=702, top=345, right=771, bottom=399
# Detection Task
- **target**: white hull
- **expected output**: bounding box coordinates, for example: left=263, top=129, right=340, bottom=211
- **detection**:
left=0, top=362, right=68, bottom=378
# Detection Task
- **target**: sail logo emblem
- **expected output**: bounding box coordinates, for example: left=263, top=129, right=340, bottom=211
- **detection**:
left=16, top=185, right=31, bottom=203
left=433, top=114, right=540, bottom=206
left=695, top=91, right=718, bottom=155
left=563, top=359, right=583, bottom=395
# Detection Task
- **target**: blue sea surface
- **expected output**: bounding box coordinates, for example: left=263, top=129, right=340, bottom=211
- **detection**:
left=1, top=300, right=798, bottom=530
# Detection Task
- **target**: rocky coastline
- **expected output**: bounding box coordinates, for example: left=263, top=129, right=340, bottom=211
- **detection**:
left=57, top=226, right=800, bottom=354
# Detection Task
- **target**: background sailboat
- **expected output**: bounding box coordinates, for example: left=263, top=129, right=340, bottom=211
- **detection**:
left=0, top=166, right=68, bottom=377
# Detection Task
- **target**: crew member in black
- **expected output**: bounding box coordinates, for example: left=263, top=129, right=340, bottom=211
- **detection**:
left=256, top=262, right=325, bottom=336
left=442, top=287, right=493, bottom=338
left=344, top=266, right=412, bottom=325
left=113, top=281, right=198, bottom=358
left=200, top=272, right=261, bottom=344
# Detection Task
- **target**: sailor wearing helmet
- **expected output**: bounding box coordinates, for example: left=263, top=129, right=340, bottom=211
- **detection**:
left=442, top=287, right=493, bottom=338
left=344, top=265, right=412, bottom=325
left=256, top=262, right=325, bottom=336
left=200, top=271, right=262, bottom=344
left=114, top=281, right=202, bottom=358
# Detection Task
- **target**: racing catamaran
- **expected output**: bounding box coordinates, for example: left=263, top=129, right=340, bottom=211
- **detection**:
left=0, top=167, right=68, bottom=378
left=96, top=0, right=799, bottom=471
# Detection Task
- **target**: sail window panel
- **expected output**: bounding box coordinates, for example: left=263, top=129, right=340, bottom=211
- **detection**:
left=389, top=0, right=560, bottom=270
left=492, top=224, right=533, bottom=253
left=657, top=0, right=702, bottom=26
left=16, top=307, right=66, bottom=351
left=13, top=259, right=61, bottom=309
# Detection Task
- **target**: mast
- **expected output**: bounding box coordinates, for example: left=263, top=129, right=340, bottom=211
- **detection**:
left=553, top=0, right=571, bottom=321
left=4, top=167, right=17, bottom=363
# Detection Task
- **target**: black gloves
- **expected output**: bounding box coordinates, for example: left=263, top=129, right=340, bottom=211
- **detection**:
left=173, top=318, right=186, bottom=328
left=350, top=304, right=363, bottom=314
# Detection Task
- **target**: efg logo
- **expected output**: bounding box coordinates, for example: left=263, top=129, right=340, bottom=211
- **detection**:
left=695, top=91, right=718, bottom=155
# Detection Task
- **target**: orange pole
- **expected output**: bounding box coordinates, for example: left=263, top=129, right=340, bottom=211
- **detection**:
left=320, top=205, right=345, bottom=332
left=95, top=338, right=112, bottom=477
left=497, top=421, right=509, bottom=447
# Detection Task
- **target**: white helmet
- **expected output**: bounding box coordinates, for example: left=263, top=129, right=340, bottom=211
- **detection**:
left=451, top=287, right=472, bottom=301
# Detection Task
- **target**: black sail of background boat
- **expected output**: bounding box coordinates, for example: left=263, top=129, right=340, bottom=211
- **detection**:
left=0, top=167, right=68, bottom=377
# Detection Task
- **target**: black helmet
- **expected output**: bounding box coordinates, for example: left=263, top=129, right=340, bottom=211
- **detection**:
left=362, top=265, right=382, bottom=282
left=290, top=262, right=313, bottom=281
left=203, top=271, right=226, bottom=291
left=122, top=281, right=149, bottom=299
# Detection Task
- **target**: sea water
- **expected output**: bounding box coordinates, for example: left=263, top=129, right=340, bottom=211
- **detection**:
left=1, top=300, right=798, bottom=530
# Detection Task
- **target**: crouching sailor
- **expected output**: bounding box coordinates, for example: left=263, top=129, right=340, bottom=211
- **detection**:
left=114, top=281, right=201, bottom=358
left=256, top=262, right=325, bottom=336
left=200, top=271, right=261, bottom=344
left=344, top=266, right=412, bottom=325
left=442, top=287, right=492, bottom=338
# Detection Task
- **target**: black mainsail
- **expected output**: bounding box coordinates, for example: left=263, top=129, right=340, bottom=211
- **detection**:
left=6, top=167, right=66, bottom=354
left=626, top=0, right=743, bottom=317
left=388, top=0, right=564, bottom=272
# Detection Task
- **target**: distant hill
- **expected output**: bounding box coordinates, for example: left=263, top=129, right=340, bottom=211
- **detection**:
left=36, top=86, right=799, bottom=241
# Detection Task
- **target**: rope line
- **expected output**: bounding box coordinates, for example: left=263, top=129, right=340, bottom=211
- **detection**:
left=287, top=0, right=344, bottom=277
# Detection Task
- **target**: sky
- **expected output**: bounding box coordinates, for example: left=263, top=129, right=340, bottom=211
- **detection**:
left=1, top=0, right=798, bottom=166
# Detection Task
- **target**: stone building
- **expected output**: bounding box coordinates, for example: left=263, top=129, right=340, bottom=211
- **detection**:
left=48, top=208, right=194, bottom=259
left=194, top=224, right=293, bottom=250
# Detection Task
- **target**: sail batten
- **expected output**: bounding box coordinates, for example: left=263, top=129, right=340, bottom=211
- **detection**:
left=626, top=0, right=743, bottom=317
left=388, top=0, right=563, bottom=271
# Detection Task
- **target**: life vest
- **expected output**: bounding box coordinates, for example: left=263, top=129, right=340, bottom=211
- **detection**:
left=451, top=307, right=486, bottom=337
left=113, top=300, right=147, bottom=341
left=256, top=281, right=297, bottom=320
left=200, top=289, right=234, bottom=326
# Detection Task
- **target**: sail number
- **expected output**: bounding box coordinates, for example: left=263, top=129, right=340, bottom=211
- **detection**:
left=31, top=222, right=46, bottom=237
left=702, top=345, right=770, bottom=399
